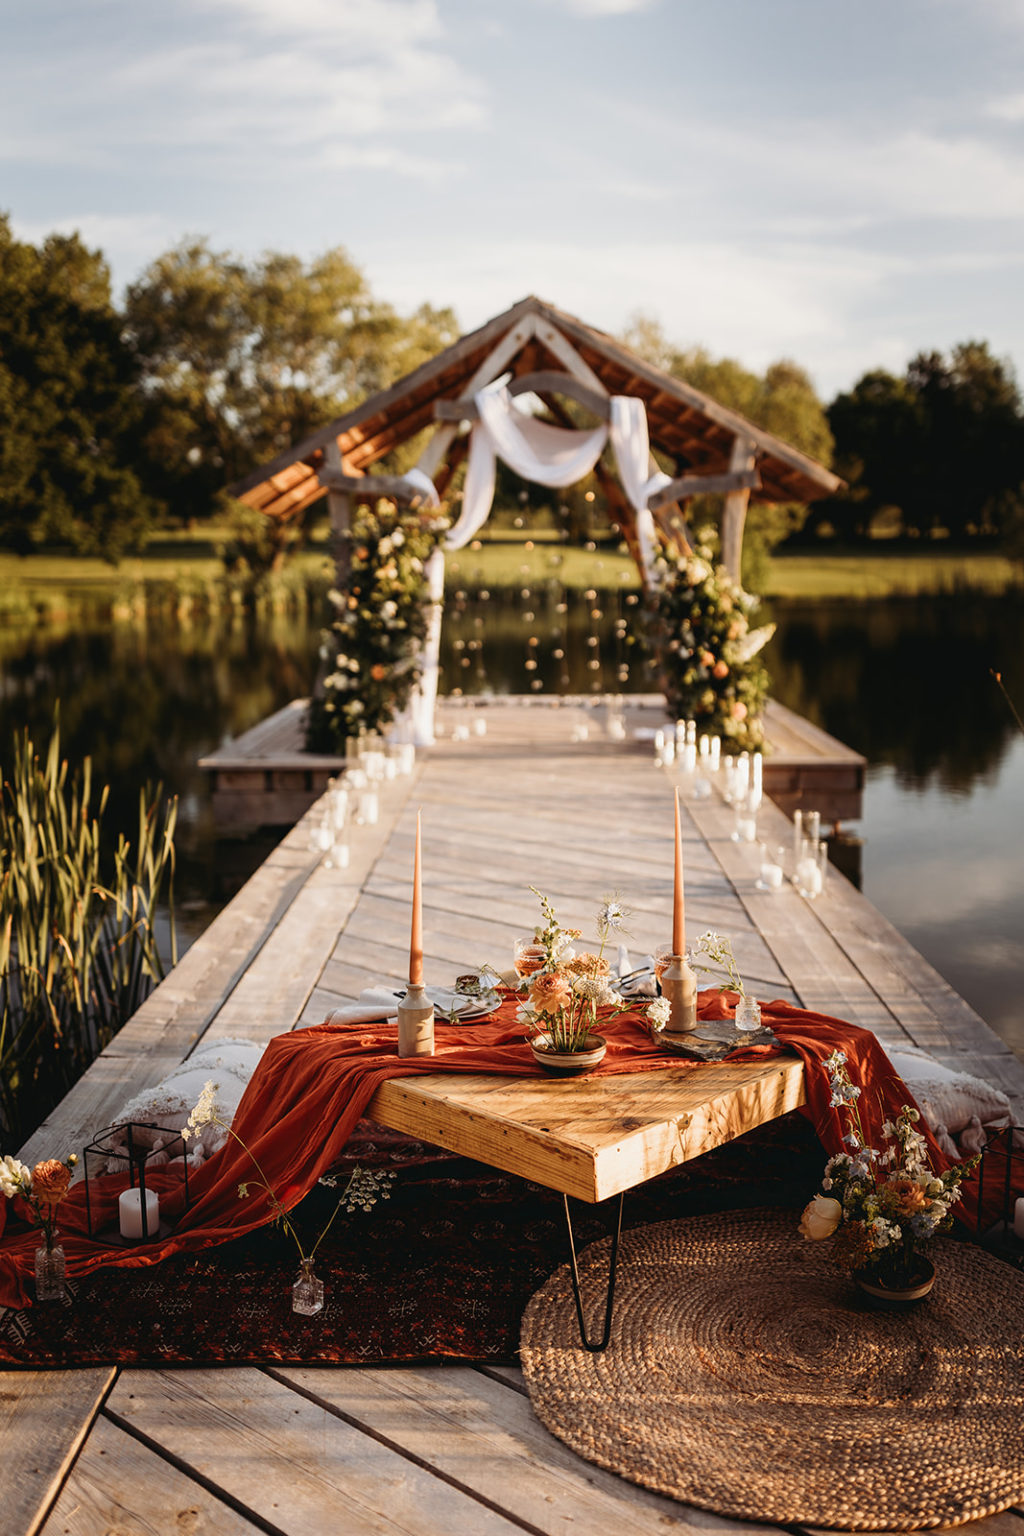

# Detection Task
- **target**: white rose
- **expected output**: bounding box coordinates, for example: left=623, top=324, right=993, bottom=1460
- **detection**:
left=798, top=1194, right=842, bottom=1241
left=647, top=996, right=671, bottom=1028
left=0, top=1154, right=31, bottom=1199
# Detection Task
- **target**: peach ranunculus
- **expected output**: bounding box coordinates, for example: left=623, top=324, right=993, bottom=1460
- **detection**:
left=529, top=972, right=572, bottom=1015
left=798, top=1193, right=842, bottom=1241
left=31, top=1158, right=72, bottom=1211
left=731, top=701, right=748, bottom=721
left=889, top=1176, right=928, bottom=1216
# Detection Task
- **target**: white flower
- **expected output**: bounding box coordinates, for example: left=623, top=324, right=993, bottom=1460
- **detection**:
left=391, top=529, right=405, bottom=547
left=799, top=1194, right=842, bottom=1240
left=381, top=601, right=398, bottom=620
left=596, top=897, right=629, bottom=934
left=378, top=536, right=393, bottom=556
left=571, top=975, right=606, bottom=1001
left=647, top=996, right=671, bottom=1028
left=0, top=1154, right=32, bottom=1199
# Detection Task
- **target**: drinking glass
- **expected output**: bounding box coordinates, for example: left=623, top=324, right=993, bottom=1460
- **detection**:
left=513, top=938, right=546, bottom=977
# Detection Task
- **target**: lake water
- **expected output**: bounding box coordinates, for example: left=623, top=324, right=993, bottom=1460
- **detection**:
left=2, top=584, right=1022, bottom=1060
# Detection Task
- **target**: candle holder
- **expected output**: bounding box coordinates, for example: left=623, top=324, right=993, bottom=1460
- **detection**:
left=659, top=954, right=698, bottom=1034
left=976, top=1125, right=1024, bottom=1270
left=83, top=1122, right=191, bottom=1244
left=397, top=982, right=435, bottom=1057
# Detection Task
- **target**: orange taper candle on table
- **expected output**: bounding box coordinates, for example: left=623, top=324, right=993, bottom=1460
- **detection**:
left=410, top=808, right=424, bottom=987
left=672, top=787, right=685, bottom=958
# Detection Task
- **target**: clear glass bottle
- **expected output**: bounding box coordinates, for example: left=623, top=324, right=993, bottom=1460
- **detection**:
left=292, top=1258, right=324, bottom=1317
left=34, top=1230, right=66, bottom=1302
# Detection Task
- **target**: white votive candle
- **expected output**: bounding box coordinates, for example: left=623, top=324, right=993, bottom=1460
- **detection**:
left=119, top=1186, right=159, bottom=1241
left=1014, top=1197, right=1024, bottom=1240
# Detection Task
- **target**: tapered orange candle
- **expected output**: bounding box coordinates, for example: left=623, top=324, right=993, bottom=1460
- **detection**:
left=410, top=808, right=424, bottom=985
left=673, top=788, right=685, bottom=957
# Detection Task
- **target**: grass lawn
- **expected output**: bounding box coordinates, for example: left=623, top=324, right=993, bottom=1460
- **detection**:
left=1, top=530, right=1020, bottom=616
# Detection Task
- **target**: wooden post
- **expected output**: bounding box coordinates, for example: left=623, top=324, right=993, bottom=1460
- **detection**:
left=322, top=440, right=352, bottom=593
left=721, top=436, right=758, bottom=585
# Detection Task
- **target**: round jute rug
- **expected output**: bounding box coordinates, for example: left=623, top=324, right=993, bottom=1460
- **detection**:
left=519, top=1208, right=1024, bottom=1531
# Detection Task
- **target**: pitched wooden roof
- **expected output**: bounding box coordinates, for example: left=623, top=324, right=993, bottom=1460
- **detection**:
left=229, top=295, right=841, bottom=521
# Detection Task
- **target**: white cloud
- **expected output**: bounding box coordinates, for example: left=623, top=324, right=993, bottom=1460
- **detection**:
left=9, top=212, right=177, bottom=269
left=554, top=0, right=659, bottom=13
left=986, top=93, right=1024, bottom=123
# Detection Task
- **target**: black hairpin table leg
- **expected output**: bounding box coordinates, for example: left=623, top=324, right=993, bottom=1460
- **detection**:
left=562, top=1191, right=624, bottom=1352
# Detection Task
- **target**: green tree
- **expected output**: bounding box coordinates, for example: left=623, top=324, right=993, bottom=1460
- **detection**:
left=621, top=316, right=834, bottom=578
left=826, top=342, right=1024, bottom=542
left=125, top=240, right=458, bottom=523
left=0, top=215, right=153, bottom=560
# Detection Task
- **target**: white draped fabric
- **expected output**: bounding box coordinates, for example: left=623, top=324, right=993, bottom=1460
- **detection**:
left=402, top=386, right=669, bottom=744
left=446, top=386, right=608, bottom=551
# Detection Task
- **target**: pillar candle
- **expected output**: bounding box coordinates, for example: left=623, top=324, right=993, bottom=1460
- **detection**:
left=673, top=788, right=685, bottom=957
left=119, top=1186, right=159, bottom=1241
left=410, top=809, right=424, bottom=986
left=1013, top=1197, right=1024, bottom=1241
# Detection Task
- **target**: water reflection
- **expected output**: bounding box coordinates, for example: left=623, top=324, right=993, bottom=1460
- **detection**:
left=1, top=586, right=1022, bottom=1061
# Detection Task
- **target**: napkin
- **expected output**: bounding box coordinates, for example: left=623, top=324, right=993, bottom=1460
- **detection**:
left=325, top=986, right=401, bottom=1026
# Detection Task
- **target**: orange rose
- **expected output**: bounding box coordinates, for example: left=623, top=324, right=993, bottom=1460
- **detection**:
left=370, top=664, right=387, bottom=681
left=889, top=1176, right=928, bottom=1216
left=530, top=972, right=572, bottom=1014
left=31, top=1159, right=72, bottom=1211
left=712, top=660, right=729, bottom=679
left=732, top=701, right=748, bottom=721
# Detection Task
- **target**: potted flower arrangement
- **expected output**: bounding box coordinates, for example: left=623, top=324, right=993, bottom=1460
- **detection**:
left=306, top=500, right=448, bottom=754
left=515, top=890, right=664, bottom=1074
left=799, top=1049, right=978, bottom=1304
left=643, top=531, right=774, bottom=754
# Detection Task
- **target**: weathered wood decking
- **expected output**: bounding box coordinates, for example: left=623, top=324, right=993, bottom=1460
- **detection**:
left=7, top=698, right=1023, bottom=1536
left=199, top=693, right=866, bottom=829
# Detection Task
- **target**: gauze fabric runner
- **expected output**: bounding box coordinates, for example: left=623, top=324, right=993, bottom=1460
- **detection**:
left=0, top=992, right=962, bottom=1309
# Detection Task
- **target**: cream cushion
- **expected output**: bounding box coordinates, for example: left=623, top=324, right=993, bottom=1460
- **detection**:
left=887, top=1043, right=1011, bottom=1158
left=100, top=1038, right=266, bottom=1168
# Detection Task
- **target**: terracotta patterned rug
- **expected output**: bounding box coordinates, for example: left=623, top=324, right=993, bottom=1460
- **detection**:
left=0, top=1113, right=825, bottom=1368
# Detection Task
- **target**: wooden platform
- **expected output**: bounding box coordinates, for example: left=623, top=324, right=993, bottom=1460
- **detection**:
left=199, top=692, right=866, bottom=829
left=7, top=697, right=1021, bottom=1536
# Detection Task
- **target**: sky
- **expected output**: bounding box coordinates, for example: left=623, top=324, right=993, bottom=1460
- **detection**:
left=4, top=0, right=1024, bottom=400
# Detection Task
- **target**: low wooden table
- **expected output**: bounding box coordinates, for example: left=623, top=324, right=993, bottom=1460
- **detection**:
left=368, top=1054, right=806, bottom=1349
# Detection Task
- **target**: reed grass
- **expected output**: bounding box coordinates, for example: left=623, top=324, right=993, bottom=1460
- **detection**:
left=0, top=714, right=178, bottom=1146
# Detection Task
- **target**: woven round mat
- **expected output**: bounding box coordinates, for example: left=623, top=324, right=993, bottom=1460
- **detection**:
left=520, top=1208, right=1024, bottom=1530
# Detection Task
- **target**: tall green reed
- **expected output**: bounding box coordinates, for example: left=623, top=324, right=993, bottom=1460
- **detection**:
left=0, top=714, right=177, bottom=1146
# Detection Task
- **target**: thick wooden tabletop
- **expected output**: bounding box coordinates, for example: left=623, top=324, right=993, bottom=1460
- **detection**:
left=368, top=1055, right=806, bottom=1203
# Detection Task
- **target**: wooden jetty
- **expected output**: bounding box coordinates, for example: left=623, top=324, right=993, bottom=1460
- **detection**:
left=6, top=698, right=1022, bottom=1536
left=199, top=693, right=866, bottom=830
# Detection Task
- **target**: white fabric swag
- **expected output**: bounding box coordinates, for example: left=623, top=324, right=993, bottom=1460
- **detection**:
left=398, top=386, right=669, bottom=744
left=445, top=386, right=666, bottom=562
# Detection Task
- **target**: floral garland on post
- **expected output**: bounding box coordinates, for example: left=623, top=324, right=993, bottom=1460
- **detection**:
left=643, top=531, right=774, bottom=754
left=306, top=502, right=448, bottom=754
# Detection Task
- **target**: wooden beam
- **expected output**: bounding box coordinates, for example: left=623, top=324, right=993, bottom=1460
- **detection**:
left=648, top=467, right=761, bottom=512
left=319, top=469, right=436, bottom=505
left=434, top=370, right=611, bottom=424
left=322, top=442, right=352, bottom=595
left=721, top=436, right=758, bottom=583
left=533, top=318, right=610, bottom=397
left=414, top=315, right=537, bottom=481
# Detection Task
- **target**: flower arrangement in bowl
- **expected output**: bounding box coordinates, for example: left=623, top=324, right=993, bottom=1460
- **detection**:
left=799, top=1050, right=978, bottom=1303
left=1, top=1150, right=78, bottom=1300
left=515, top=890, right=659, bottom=1074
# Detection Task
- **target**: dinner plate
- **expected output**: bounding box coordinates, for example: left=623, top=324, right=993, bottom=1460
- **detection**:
left=425, top=985, right=503, bottom=1021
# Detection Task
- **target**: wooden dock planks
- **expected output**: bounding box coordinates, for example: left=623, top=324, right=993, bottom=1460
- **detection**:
left=6, top=695, right=1022, bottom=1536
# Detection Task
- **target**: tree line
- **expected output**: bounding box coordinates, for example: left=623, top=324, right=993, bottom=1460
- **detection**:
left=2, top=213, right=1023, bottom=565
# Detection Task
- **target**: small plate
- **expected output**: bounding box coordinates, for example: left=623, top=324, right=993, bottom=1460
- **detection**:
left=428, top=986, right=502, bottom=1021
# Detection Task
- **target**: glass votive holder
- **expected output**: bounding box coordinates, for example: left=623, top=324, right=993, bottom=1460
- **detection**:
left=732, top=795, right=758, bottom=843
left=357, top=788, right=380, bottom=826
left=756, top=843, right=786, bottom=891
left=327, top=839, right=350, bottom=869
left=310, top=816, right=333, bottom=855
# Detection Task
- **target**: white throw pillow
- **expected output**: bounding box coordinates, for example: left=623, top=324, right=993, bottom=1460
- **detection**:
left=100, top=1038, right=266, bottom=1168
left=887, top=1044, right=1011, bottom=1159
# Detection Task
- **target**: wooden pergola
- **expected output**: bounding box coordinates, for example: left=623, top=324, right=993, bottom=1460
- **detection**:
left=229, top=296, right=840, bottom=585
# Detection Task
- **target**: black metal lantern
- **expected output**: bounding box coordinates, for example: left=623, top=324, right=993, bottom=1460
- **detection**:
left=976, top=1124, right=1024, bottom=1270
left=83, top=1122, right=191, bottom=1244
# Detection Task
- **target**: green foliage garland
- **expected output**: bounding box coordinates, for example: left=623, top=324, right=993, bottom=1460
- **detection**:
left=644, top=534, right=773, bottom=752
left=306, top=503, right=447, bottom=751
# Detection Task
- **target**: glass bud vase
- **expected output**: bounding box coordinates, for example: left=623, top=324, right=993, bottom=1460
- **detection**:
left=735, top=996, right=762, bottom=1033
left=34, top=1231, right=66, bottom=1302
left=292, top=1258, right=324, bottom=1317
